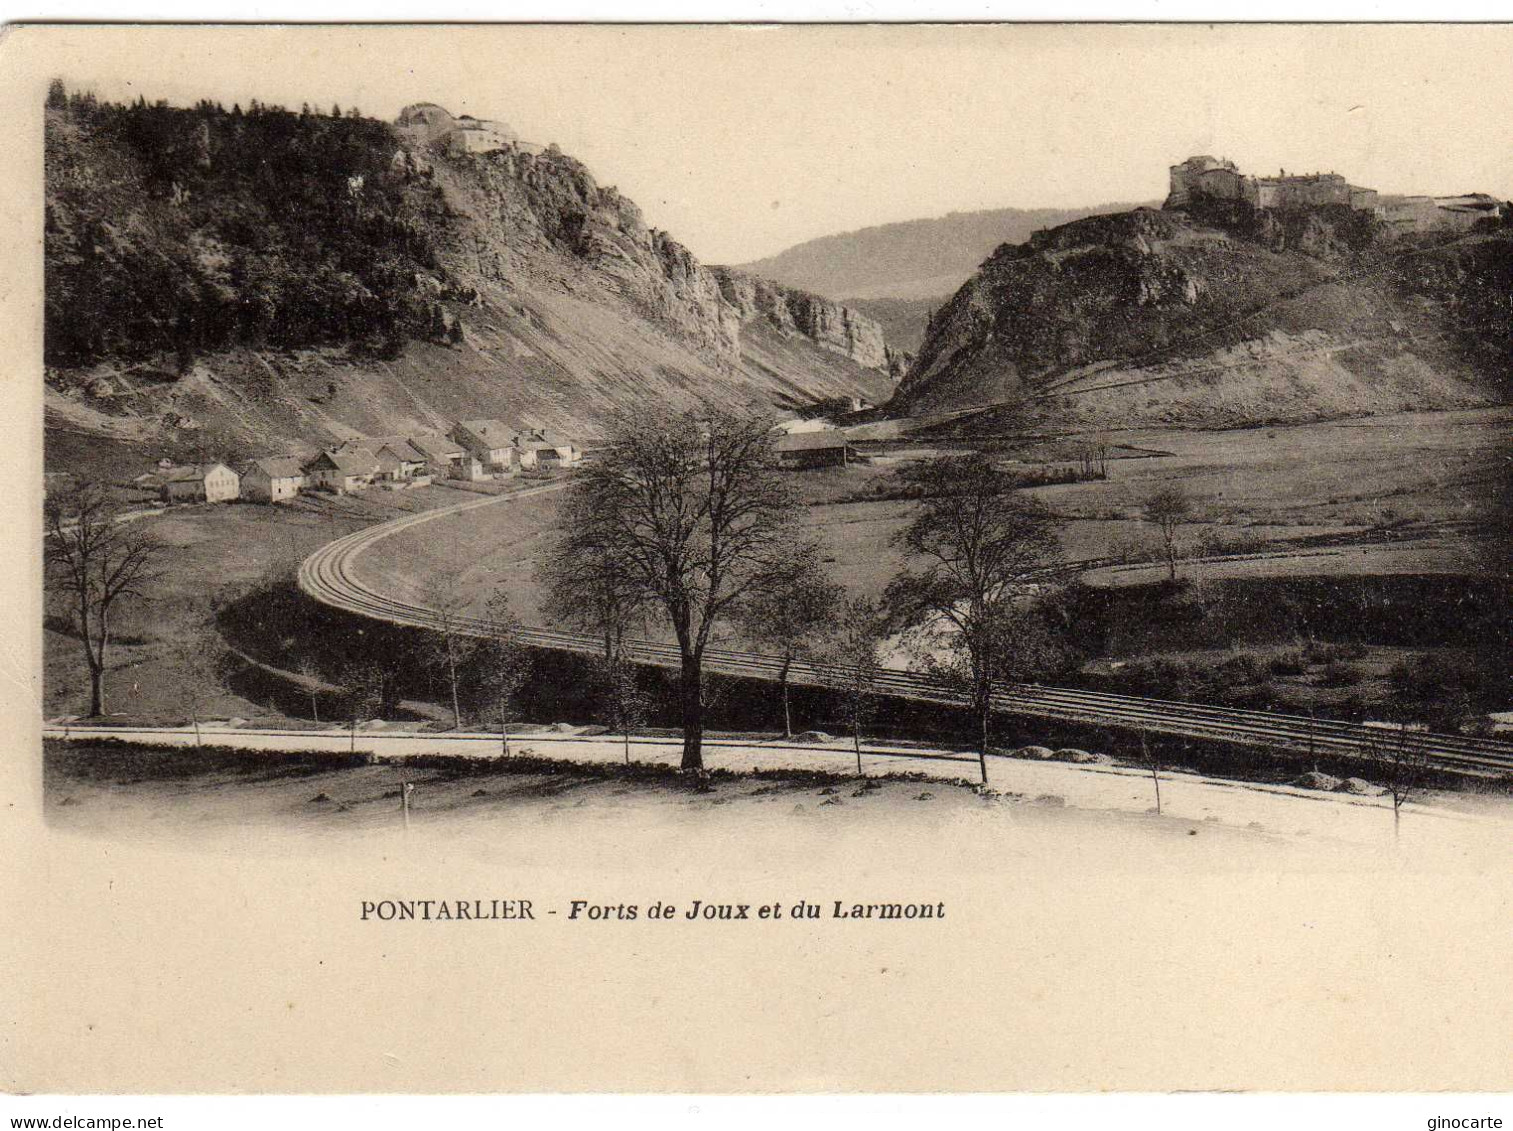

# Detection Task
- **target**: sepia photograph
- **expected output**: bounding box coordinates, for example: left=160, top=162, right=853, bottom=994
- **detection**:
left=3, top=20, right=1511, bottom=1101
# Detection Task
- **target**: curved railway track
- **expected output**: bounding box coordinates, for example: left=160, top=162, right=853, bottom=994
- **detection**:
left=296, top=484, right=1513, bottom=778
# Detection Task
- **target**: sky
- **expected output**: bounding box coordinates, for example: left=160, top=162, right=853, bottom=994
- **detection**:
left=31, top=24, right=1513, bottom=263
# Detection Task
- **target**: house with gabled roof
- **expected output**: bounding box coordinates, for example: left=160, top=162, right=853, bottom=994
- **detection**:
left=514, top=427, right=582, bottom=469
left=372, top=437, right=429, bottom=481
left=407, top=430, right=466, bottom=472
left=448, top=419, right=520, bottom=473
left=241, top=456, right=306, bottom=503
left=303, top=447, right=380, bottom=494
left=159, top=462, right=241, bottom=503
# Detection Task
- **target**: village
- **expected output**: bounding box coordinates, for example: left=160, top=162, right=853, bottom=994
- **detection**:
left=115, top=411, right=866, bottom=507
left=124, top=419, right=586, bottom=506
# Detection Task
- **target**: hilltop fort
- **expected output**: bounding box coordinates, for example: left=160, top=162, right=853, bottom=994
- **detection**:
left=1164, top=154, right=1503, bottom=234
left=395, top=101, right=548, bottom=158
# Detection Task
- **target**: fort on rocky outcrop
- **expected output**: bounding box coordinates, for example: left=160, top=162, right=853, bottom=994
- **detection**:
left=1164, top=155, right=1503, bottom=234
left=395, top=102, right=546, bottom=158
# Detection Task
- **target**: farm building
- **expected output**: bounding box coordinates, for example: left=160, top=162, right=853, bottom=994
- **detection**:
left=514, top=428, right=582, bottom=468
left=373, top=438, right=429, bottom=481
left=241, top=456, right=305, bottom=503
left=304, top=448, right=379, bottom=494
left=775, top=431, right=850, bottom=469
left=773, top=418, right=836, bottom=436
left=449, top=419, right=520, bottom=473
left=453, top=455, right=491, bottom=482
left=407, top=431, right=466, bottom=475
left=159, top=462, right=241, bottom=503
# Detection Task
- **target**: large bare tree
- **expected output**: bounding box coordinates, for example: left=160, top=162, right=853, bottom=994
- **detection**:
left=541, top=406, right=815, bottom=771
left=884, top=455, right=1064, bottom=772
left=44, top=483, right=163, bottom=717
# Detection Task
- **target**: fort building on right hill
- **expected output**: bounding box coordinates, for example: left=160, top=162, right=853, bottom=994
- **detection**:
left=1163, top=155, right=1505, bottom=234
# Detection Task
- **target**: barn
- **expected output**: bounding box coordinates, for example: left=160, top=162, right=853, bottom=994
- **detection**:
left=775, top=431, right=850, bottom=469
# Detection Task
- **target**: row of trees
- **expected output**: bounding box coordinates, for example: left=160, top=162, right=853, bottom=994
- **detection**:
left=42, top=409, right=1073, bottom=767
left=40, top=416, right=1438, bottom=839
left=536, top=406, right=1070, bottom=772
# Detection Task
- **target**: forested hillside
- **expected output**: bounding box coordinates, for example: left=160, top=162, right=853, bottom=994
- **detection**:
left=45, top=85, right=455, bottom=368
left=44, top=87, right=898, bottom=473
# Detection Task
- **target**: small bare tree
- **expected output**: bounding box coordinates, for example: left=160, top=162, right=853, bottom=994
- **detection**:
left=733, top=546, right=842, bottom=738
left=1141, top=484, right=1191, bottom=582
left=45, top=483, right=164, bottom=716
left=420, top=574, right=479, bottom=730
left=294, top=655, right=324, bottom=724
left=589, top=652, right=652, bottom=764
left=172, top=602, right=230, bottom=748
left=1138, top=726, right=1163, bottom=815
left=830, top=598, right=885, bottom=777
left=337, top=660, right=385, bottom=755
left=1370, top=722, right=1432, bottom=842
left=1076, top=436, right=1109, bottom=480
left=477, top=589, right=532, bottom=757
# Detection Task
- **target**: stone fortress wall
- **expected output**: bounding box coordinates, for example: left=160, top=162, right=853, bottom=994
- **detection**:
left=1164, top=155, right=1502, bottom=234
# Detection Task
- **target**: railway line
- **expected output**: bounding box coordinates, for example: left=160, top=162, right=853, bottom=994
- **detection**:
left=294, top=484, right=1513, bottom=778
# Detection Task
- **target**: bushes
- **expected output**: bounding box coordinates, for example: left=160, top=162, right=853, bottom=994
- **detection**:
left=1304, top=640, right=1369, bottom=665
left=1389, top=652, right=1505, bottom=727
left=1268, top=649, right=1308, bottom=676
left=1215, top=653, right=1264, bottom=683
left=1316, top=661, right=1364, bottom=688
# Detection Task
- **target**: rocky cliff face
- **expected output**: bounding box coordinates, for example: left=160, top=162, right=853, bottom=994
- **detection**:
left=711, top=267, right=907, bottom=373
left=893, top=205, right=1506, bottom=429
left=44, top=97, right=899, bottom=473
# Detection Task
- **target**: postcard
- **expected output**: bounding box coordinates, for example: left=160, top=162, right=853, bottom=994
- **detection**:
left=4, top=22, right=1510, bottom=1094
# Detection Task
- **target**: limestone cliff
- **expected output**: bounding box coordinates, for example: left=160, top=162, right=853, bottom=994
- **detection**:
left=893, top=205, right=1508, bottom=430
left=711, top=267, right=908, bottom=375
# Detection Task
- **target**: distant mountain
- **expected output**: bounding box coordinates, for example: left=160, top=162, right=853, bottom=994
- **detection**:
left=893, top=200, right=1513, bottom=430
left=838, top=297, right=939, bottom=356
left=44, top=93, right=897, bottom=474
left=734, top=203, right=1158, bottom=306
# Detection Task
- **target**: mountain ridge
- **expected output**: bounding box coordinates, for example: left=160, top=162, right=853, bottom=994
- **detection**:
left=734, top=202, right=1160, bottom=305
left=891, top=201, right=1512, bottom=430
left=43, top=93, right=897, bottom=474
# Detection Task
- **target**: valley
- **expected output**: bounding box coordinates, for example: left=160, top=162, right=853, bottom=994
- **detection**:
left=39, top=89, right=1513, bottom=822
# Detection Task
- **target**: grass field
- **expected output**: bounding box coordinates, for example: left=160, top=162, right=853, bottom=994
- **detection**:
left=343, top=407, right=1508, bottom=725
left=45, top=407, right=1510, bottom=730
left=362, top=405, right=1509, bottom=607
left=43, top=483, right=482, bottom=721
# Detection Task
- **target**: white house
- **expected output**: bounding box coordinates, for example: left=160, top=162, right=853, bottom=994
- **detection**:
left=159, top=462, right=241, bottom=503
left=373, top=438, right=429, bottom=481
left=449, top=419, right=520, bottom=474
left=514, top=427, right=582, bottom=469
